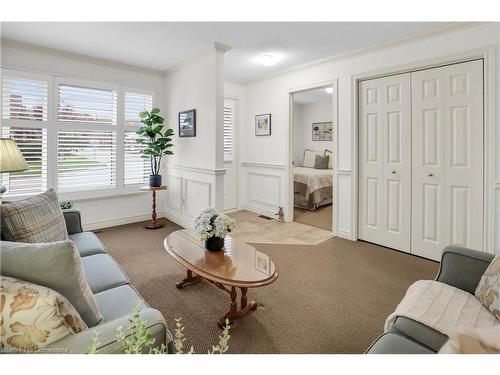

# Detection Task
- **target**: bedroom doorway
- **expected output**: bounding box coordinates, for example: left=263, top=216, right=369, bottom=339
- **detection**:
left=289, top=82, right=337, bottom=233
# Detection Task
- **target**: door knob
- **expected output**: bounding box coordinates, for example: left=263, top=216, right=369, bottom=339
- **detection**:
left=391, top=170, right=396, bottom=174
left=428, top=173, right=434, bottom=177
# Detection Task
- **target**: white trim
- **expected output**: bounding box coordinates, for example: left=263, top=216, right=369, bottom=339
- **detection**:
left=337, top=229, right=352, bottom=240
left=287, top=78, right=338, bottom=235
left=238, top=203, right=277, bottom=219
left=239, top=161, right=286, bottom=169
left=83, top=212, right=165, bottom=231
left=247, top=171, right=281, bottom=207
left=351, top=46, right=496, bottom=253
left=167, top=164, right=227, bottom=175
left=246, top=23, right=481, bottom=85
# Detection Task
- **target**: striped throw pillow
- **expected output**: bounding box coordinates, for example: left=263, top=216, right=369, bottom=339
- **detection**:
left=0, top=189, right=68, bottom=243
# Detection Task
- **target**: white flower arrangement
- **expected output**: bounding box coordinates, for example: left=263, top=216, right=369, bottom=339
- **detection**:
left=193, top=208, right=236, bottom=241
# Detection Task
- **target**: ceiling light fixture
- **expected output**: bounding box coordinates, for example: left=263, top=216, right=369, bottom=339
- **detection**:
left=256, top=53, right=280, bottom=67
left=324, top=87, right=333, bottom=94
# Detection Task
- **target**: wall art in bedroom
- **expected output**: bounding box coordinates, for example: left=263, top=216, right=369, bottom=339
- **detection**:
left=255, top=113, right=271, bottom=136
left=178, top=109, right=196, bottom=137
left=312, top=121, right=332, bottom=141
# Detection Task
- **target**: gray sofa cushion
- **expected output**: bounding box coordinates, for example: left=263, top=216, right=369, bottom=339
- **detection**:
left=82, top=254, right=129, bottom=294
left=94, top=285, right=148, bottom=321
left=366, top=333, right=434, bottom=354
left=70, top=232, right=107, bottom=258
left=0, top=240, right=103, bottom=327
left=390, top=316, right=448, bottom=352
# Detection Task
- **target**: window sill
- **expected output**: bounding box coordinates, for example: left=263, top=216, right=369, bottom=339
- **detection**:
left=58, top=186, right=152, bottom=202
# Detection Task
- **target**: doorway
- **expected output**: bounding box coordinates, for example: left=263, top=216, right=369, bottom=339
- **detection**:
left=289, top=83, right=337, bottom=232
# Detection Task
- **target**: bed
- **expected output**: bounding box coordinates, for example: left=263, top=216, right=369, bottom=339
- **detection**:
left=294, top=166, right=333, bottom=210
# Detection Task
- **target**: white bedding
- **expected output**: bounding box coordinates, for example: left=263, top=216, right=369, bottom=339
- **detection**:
left=294, top=166, right=333, bottom=201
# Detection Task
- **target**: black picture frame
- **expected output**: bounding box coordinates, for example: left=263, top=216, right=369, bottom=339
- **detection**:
left=255, top=113, right=271, bottom=136
left=178, top=109, right=196, bottom=137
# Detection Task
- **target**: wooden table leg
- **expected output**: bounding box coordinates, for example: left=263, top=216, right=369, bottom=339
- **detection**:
left=145, top=190, right=164, bottom=229
left=176, top=270, right=202, bottom=289
left=217, top=286, right=257, bottom=328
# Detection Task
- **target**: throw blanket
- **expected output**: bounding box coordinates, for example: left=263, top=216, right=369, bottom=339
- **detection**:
left=293, top=166, right=333, bottom=200
left=385, top=280, right=499, bottom=337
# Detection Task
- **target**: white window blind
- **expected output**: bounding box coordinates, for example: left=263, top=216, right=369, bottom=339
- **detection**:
left=124, top=131, right=149, bottom=185
left=2, top=77, right=48, bottom=121
left=0, top=127, right=48, bottom=197
left=58, top=84, right=117, bottom=125
left=224, top=104, right=233, bottom=161
left=57, top=130, right=116, bottom=192
left=125, top=92, right=153, bottom=126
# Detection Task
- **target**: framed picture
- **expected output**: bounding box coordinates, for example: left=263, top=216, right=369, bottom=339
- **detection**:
left=255, top=113, right=271, bottom=136
left=312, top=121, right=333, bottom=141
left=178, top=109, right=196, bottom=137
left=255, top=251, right=271, bottom=275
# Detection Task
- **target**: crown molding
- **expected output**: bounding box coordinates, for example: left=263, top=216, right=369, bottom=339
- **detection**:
left=245, top=22, right=487, bottom=85
left=0, top=38, right=165, bottom=77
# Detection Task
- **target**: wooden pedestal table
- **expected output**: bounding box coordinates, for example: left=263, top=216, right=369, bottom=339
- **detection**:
left=140, top=185, right=167, bottom=229
left=164, top=229, right=279, bottom=328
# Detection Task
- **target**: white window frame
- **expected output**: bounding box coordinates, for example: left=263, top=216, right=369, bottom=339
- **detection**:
left=1, top=67, right=158, bottom=201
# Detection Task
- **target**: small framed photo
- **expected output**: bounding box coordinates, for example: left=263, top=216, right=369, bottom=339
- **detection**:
left=178, top=109, right=196, bottom=137
left=312, top=121, right=333, bottom=141
left=255, top=113, right=271, bottom=136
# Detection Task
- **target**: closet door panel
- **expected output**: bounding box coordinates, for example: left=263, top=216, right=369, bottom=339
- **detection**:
left=444, top=60, right=483, bottom=250
left=358, top=74, right=411, bottom=251
left=411, top=67, right=446, bottom=260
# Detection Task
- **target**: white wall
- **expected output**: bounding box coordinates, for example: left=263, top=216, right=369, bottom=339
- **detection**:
left=163, top=46, right=227, bottom=228
left=1, top=39, right=167, bottom=230
left=292, top=101, right=332, bottom=165
left=240, top=23, right=500, bottom=253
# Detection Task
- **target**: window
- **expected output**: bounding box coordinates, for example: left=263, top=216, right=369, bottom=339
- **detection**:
left=1, top=69, right=155, bottom=198
left=224, top=100, right=234, bottom=162
left=123, top=91, right=153, bottom=186
left=57, top=130, right=116, bottom=192
left=1, top=74, right=48, bottom=197
left=58, top=84, right=117, bottom=125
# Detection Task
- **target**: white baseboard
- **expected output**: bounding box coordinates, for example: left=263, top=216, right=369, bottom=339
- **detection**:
left=239, top=204, right=277, bottom=219
left=163, top=210, right=190, bottom=229
left=337, top=228, right=354, bottom=240
left=83, top=212, right=165, bottom=231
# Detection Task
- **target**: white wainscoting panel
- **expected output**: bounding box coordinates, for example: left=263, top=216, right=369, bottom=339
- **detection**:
left=164, top=164, right=225, bottom=228
left=239, top=162, right=286, bottom=218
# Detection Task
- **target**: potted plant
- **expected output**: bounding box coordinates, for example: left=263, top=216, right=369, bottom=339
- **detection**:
left=136, top=108, right=174, bottom=187
left=193, top=208, right=236, bottom=251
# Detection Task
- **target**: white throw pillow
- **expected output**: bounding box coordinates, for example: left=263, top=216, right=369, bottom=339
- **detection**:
left=303, top=149, right=321, bottom=168
left=324, top=149, right=333, bottom=169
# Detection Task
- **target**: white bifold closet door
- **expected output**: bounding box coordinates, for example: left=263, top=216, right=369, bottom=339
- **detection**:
left=358, top=59, right=483, bottom=261
left=411, top=60, right=483, bottom=260
left=358, top=73, right=412, bottom=252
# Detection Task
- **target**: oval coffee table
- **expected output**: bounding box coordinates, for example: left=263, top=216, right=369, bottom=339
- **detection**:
left=164, top=229, right=279, bottom=328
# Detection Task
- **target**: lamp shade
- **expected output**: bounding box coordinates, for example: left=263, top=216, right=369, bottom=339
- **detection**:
left=0, top=138, right=29, bottom=173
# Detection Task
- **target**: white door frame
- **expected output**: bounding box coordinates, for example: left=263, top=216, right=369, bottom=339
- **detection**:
left=351, top=46, right=496, bottom=254
left=287, top=78, right=339, bottom=235
left=223, top=95, right=239, bottom=212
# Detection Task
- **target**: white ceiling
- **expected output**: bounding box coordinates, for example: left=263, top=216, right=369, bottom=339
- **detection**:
left=293, top=86, right=332, bottom=104
left=1, top=22, right=445, bottom=82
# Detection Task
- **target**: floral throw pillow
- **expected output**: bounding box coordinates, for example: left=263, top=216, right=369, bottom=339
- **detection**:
left=0, top=276, right=87, bottom=353
left=475, top=256, right=500, bottom=320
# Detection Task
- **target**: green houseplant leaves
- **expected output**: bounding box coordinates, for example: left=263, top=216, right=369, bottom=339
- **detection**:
left=136, top=108, right=174, bottom=176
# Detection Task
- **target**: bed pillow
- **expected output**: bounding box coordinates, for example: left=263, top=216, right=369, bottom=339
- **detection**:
left=303, top=149, right=321, bottom=168
left=1, top=275, right=87, bottom=352
left=475, top=255, right=500, bottom=320
left=0, top=188, right=68, bottom=243
left=314, top=155, right=329, bottom=169
left=324, top=149, right=333, bottom=169
left=0, top=240, right=103, bottom=327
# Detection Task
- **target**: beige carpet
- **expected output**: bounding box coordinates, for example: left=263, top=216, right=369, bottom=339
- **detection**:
left=96, top=218, right=438, bottom=354
left=294, top=205, right=332, bottom=231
